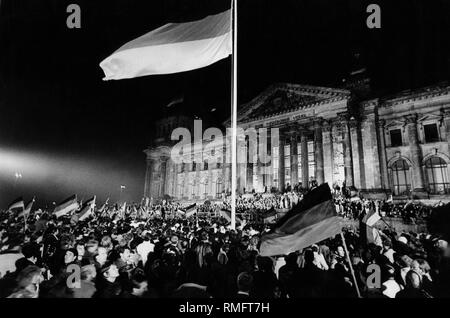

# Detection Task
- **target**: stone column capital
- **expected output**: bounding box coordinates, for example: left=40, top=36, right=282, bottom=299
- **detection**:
left=348, top=117, right=359, bottom=129
left=443, top=109, right=450, bottom=119
left=313, top=117, right=324, bottom=129
left=322, top=119, right=333, bottom=132
left=377, top=119, right=386, bottom=128
left=337, top=112, right=350, bottom=123
left=405, top=114, right=418, bottom=125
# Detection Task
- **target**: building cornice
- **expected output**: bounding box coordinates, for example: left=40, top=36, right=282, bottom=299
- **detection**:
left=379, top=82, right=450, bottom=108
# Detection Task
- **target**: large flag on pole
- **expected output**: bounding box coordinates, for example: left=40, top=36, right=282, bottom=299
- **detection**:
left=259, top=184, right=343, bottom=257
left=77, top=196, right=96, bottom=222
left=100, top=9, right=232, bottom=80
left=7, top=197, right=25, bottom=212
left=220, top=209, right=242, bottom=224
left=177, top=203, right=197, bottom=217
left=54, top=195, right=79, bottom=218
left=361, top=208, right=383, bottom=246
left=362, top=208, right=381, bottom=227
left=18, top=198, right=35, bottom=218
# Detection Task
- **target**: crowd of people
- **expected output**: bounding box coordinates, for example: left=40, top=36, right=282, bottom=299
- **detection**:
left=0, top=190, right=449, bottom=298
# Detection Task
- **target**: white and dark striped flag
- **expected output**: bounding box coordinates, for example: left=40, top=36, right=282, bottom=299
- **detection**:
left=8, top=197, right=25, bottom=212
left=259, top=184, right=343, bottom=257
left=178, top=203, right=197, bottom=217
left=100, top=9, right=232, bottom=80
left=54, top=195, right=79, bottom=218
left=18, top=197, right=35, bottom=218
left=76, top=196, right=96, bottom=222
left=220, top=209, right=242, bottom=224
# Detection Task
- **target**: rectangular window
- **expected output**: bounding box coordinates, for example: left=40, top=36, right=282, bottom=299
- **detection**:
left=390, top=129, right=403, bottom=147
left=424, top=123, right=440, bottom=143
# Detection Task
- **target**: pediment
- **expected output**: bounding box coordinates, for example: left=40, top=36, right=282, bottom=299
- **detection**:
left=417, top=113, right=443, bottom=123
left=235, top=83, right=351, bottom=123
left=385, top=120, right=405, bottom=129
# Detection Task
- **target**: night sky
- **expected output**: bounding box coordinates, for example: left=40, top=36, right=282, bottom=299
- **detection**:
left=0, top=0, right=449, bottom=208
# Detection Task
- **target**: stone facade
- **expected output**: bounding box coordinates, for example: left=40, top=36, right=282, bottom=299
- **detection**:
left=144, top=82, right=450, bottom=201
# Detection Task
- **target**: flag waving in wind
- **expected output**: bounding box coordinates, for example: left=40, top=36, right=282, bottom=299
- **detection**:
left=18, top=198, right=35, bottom=218
left=7, top=197, right=25, bottom=212
left=360, top=208, right=383, bottom=246
left=177, top=203, right=197, bottom=217
left=259, top=184, right=343, bottom=257
left=76, top=196, right=96, bottom=222
left=362, top=208, right=381, bottom=227
left=54, top=195, right=79, bottom=218
left=100, top=9, right=232, bottom=80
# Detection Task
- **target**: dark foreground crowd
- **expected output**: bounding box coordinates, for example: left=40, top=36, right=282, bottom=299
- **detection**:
left=0, top=196, right=449, bottom=299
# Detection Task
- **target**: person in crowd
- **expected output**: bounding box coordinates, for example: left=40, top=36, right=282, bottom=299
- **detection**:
left=278, top=252, right=299, bottom=298
left=96, top=262, right=122, bottom=298
left=381, top=264, right=403, bottom=298
left=396, top=269, right=432, bottom=298
left=72, top=264, right=97, bottom=298
left=236, top=272, right=253, bottom=298
left=7, top=265, right=44, bottom=298
left=0, top=189, right=446, bottom=299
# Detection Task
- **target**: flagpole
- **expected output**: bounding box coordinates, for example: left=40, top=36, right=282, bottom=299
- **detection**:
left=340, top=232, right=362, bottom=298
left=230, top=0, right=238, bottom=230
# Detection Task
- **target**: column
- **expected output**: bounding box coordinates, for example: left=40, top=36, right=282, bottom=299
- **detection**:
left=444, top=111, right=450, bottom=152
left=164, top=159, right=172, bottom=196
left=361, top=116, right=382, bottom=190
left=322, top=120, right=334, bottom=187
left=406, top=114, right=426, bottom=193
left=144, top=157, right=155, bottom=198
left=210, top=154, right=215, bottom=198
left=266, top=127, right=273, bottom=190
left=290, top=132, right=299, bottom=186
left=341, top=117, right=354, bottom=188
left=300, top=128, right=309, bottom=189
left=377, top=120, right=390, bottom=190
left=160, top=157, right=168, bottom=197
left=246, top=137, right=254, bottom=192
left=278, top=133, right=285, bottom=192
left=195, top=159, right=201, bottom=198
left=349, top=118, right=364, bottom=189
left=237, top=135, right=246, bottom=193
left=184, top=163, right=190, bottom=199
left=221, top=145, right=227, bottom=195
left=314, top=119, right=325, bottom=185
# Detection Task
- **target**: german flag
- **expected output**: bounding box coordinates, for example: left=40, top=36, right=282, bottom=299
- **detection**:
left=259, top=183, right=343, bottom=257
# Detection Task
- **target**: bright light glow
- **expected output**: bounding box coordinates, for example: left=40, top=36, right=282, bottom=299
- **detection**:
left=0, top=147, right=137, bottom=205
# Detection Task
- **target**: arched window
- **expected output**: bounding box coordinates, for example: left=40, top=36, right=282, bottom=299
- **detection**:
left=390, top=159, right=411, bottom=196
left=425, top=156, right=449, bottom=194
